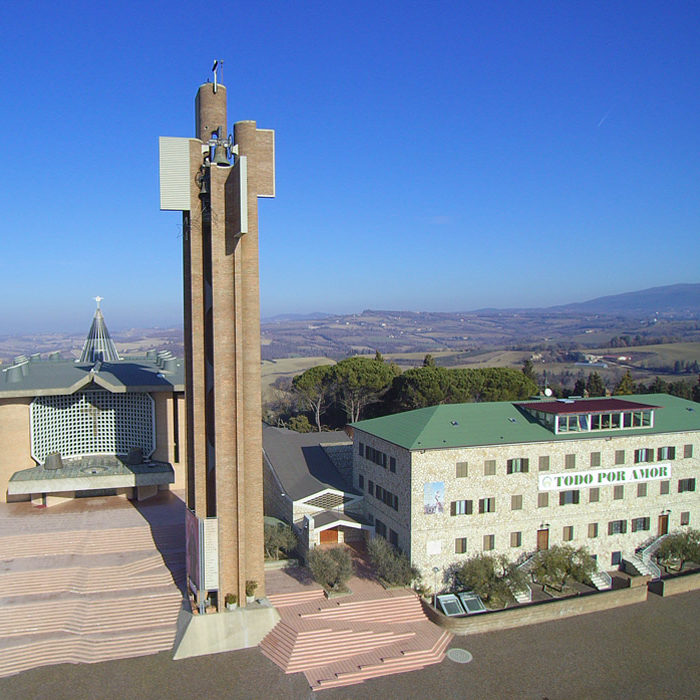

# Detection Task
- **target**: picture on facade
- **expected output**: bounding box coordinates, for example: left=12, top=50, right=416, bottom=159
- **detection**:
left=423, top=481, right=444, bottom=514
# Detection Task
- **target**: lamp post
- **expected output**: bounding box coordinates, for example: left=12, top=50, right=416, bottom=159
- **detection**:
left=432, top=566, right=440, bottom=607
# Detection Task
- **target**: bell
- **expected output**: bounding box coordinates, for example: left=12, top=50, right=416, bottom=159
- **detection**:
left=213, top=142, right=230, bottom=167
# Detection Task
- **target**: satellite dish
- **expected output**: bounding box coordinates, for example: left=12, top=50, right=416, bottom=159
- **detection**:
left=544, top=387, right=553, bottom=397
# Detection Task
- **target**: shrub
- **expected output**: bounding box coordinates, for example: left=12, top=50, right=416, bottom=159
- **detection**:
left=367, top=536, right=420, bottom=587
left=288, top=415, right=313, bottom=433
left=656, top=530, right=700, bottom=572
left=308, top=547, right=353, bottom=592
left=455, top=553, right=527, bottom=609
left=264, top=522, right=298, bottom=560
left=530, top=545, right=596, bottom=592
left=245, top=580, right=258, bottom=597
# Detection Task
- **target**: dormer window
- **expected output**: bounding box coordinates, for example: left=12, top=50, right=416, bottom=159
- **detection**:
left=519, top=399, right=659, bottom=435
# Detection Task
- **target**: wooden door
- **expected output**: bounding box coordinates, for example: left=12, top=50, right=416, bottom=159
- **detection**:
left=537, top=529, right=549, bottom=551
left=320, top=527, right=338, bottom=544
left=658, top=514, right=669, bottom=537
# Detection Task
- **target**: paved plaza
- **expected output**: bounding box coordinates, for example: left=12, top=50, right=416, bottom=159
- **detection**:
left=0, top=589, right=698, bottom=699
left=1, top=492, right=699, bottom=698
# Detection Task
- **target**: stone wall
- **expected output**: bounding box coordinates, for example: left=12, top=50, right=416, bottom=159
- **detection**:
left=648, top=570, right=700, bottom=597
left=408, top=431, right=699, bottom=579
left=321, top=442, right=353, bottom=488
left=422, top=585, right=648, bottom=635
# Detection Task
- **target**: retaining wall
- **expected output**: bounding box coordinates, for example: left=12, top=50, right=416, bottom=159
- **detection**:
left=648, top=570, right=700, bottom=597
left=422, top=585, right=648, bottom=635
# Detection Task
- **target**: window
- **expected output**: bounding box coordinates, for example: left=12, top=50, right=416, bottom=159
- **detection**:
left=613, top=485, right=624, bottom=500
left=375, top=518, right=386, bottom=538
left=389, top=529, right=399, bottom=547
left=660, top=480, right=670, bottom=495
left=538, top=492, right=549, bottom=508
left=560, top=490, right=580, bottom=505
left=359, top=442, right=364, bottom=457
left=565, top=454, right=576, bottom=469
left=368, top=480, right=374, bottom=496
left=563, top=526, right=574, bottom=542
left=389, top=456, right=396, bottom=473
left=455, top=537, right=468, bottom=554
left=611, top=551, right=622, bottom=566
left=539, top=455, right=550, bottom=471
left=358, top=474, right=364, bottom=491
left=657, top=446, right=675, bottom=461
left=614, top=450, right=625, bottom=465
left=456, top=461, right=468, bottom=478
left=365, top=445, right=387, bottom=468
left=631, top=517, right=650, bottom=532
left=590, top=452, right=601, bottom=467
left=511, top=494, right=523, bottom=510
left=589, top=487, right=600, bottom=503
left=679, top=478, right=696, bottom=493
left=637, top=482, right=647, bottom=498
left=681, top=512, right=690, bottom=526
left=684, top=444, right=693, bottom=459
left=484, top=460, right=496, bottom=476
left=478, top=497, right=496, bottom=514
left=608, top=520, right=627, bottom=535
left=510, top=531, right=522, bottom=548
left=588, top=523, right=599, bottom=538
left=634, top=448, right=654, bottom=464
left=483, top=534, right=495, bottom=551
left=450, top=499, right=473, bottom=516
left=507, top=458, right=529, bottom=474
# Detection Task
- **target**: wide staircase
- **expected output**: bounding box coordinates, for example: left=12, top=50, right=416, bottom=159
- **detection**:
left=262, top=587, right=451, bottom=691
left=0, top=522, right=185, bottom=678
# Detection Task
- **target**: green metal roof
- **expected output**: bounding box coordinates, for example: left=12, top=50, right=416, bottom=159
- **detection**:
left=351, top=394, right=700, bottom=450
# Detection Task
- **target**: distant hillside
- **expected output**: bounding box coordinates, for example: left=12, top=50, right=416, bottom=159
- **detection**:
left=549, top=284, right=700, bottom=318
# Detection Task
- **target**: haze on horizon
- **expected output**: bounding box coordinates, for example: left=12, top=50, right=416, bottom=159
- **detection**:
left=1, top=2, right=698, bottom=334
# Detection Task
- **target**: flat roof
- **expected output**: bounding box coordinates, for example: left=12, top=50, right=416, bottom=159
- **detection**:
left=7, top=455, right=174, bottom=495
left=519, top=398, right=660, bottom=415
left=351, top=394, right=700, bottom=451
left=0, top=357, right=184, bottom=398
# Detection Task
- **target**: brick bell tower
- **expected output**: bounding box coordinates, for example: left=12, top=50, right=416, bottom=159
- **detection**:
left=160, top=65, right=275, bottom=611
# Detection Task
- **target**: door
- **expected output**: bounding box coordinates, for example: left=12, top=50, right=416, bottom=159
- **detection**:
left=320, top=527, right=338, bottom=544
left=537, top=528, right=549, bottom=551
left=658, top=514, right=669, bottom=537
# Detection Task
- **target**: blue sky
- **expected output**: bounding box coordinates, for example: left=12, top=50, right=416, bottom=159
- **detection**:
left=1, top=1, right=698, bottom=333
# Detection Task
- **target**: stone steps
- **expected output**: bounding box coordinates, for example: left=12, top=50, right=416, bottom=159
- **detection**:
left=298, top=593, right=425, bottom=623
left=266, top=588, right=325, bottom=608
left=0, top=520, right=184, bottom=679
left=310, top=629, right=453, bottom=690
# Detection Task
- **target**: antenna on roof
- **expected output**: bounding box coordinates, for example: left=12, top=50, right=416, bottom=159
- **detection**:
left=212, top=60, right=223, bottom=93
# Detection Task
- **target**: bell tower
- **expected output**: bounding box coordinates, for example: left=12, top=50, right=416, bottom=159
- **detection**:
left=160, top=67, right=275, bottom=611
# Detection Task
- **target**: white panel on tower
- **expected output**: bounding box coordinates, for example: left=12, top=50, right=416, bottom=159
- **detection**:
left=159, top=137, right=193, bottom=211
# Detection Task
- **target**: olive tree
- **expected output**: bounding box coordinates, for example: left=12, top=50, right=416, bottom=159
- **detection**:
left=455, top=553, right=528, bottom=609
left=530, top=545, right=596, bottom=593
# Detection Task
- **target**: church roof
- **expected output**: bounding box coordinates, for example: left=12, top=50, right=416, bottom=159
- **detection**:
left=79, top=297, right=120, bottom=363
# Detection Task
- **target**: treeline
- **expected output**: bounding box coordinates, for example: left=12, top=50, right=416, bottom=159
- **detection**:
left=547, top=369, right=700, bottom=402
left=268, top=354, right=538, bottom=432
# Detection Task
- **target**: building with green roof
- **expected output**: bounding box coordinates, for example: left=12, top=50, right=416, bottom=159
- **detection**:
left=350, top=394, right=700, bottom=585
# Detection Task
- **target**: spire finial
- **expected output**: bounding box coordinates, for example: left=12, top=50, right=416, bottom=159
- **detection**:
left=94, top=296, right=103, bottom=309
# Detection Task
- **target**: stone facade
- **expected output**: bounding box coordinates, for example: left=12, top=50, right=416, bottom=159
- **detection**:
left=353, top=405, right=700, bottom=582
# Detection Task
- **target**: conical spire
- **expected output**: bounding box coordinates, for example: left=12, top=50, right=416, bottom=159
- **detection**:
left=79, top=297, right=120, bottom=363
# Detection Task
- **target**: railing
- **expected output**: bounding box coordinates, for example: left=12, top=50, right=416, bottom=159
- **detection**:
left=638, top=535, right=667, bottom=580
